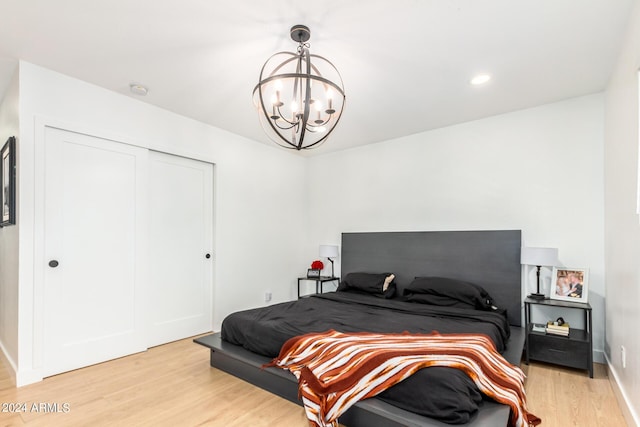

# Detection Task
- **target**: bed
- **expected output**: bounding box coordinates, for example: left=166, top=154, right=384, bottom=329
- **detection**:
left=195, top=230, right=526, bottom=427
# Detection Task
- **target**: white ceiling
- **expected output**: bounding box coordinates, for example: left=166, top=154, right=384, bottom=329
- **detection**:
left=0, top=0, right=634, bottom=155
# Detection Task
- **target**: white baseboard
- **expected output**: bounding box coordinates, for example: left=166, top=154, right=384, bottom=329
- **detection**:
left=0, top=339, right=44, bottom=387
left=0, top=339, right=17, bottom=386
left=605, top=353, right=639, bottom=427
left=16, top=369, right=44, bottom=387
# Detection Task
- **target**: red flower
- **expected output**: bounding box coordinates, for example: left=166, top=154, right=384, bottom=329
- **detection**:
left=311, top=260, right=324, bottom=270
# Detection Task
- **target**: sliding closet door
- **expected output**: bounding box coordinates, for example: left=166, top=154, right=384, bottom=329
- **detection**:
left=43, top=127, right=148, bottom=377
left=147, top=151, right=213, bottom=347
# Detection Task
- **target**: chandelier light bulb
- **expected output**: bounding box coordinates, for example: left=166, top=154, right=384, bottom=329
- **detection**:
left=325, top=88, right=335, bottom=113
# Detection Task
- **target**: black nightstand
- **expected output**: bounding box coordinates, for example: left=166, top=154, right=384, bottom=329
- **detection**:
left=524, top=297, right=593, bottom=378
left=297, top=276, right=340, bottom=298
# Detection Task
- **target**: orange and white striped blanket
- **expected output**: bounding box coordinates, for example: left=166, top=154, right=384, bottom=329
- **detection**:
left=266, top=330, right=540, bottom=427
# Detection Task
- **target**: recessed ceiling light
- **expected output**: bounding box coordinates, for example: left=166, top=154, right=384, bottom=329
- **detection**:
left=470, top=74, right=491, bottom=86
left=129, top=83, right=148, bottom=96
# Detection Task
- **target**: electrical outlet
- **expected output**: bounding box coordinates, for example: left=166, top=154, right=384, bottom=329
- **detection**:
left=264, top=291, right=272, bottom=302
left=621, top=345, right=626, bottom=369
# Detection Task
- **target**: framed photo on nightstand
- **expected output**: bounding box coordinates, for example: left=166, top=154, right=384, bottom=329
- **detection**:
left=550, top=267, right=589, bottom=303
left=307, top=268, right=321, bottom=278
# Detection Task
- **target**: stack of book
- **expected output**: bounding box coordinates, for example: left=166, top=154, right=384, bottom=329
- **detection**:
left=531, top=323, right=546, bottom=333
left=546, top=321, right=570, bottom=336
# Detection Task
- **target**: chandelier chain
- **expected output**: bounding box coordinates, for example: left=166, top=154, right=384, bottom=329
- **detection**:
left=296, top=42, right=310, bottom=55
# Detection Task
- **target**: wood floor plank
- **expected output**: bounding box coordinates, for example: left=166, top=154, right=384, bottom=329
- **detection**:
left=0, top=336, right=627, bottom=426
left=522, top=361, right=627, bottom=427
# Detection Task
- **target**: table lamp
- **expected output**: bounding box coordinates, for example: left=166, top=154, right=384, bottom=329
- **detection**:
left=319, top=245, right=339, bottom=278
left=521, top=247, right=558, bottom=300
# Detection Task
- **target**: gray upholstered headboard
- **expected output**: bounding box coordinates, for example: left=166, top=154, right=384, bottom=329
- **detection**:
left=341, top=230, right=522, bottom=326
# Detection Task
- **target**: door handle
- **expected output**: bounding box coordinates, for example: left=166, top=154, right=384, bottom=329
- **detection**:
left=49, top=260, right=59, bottom=268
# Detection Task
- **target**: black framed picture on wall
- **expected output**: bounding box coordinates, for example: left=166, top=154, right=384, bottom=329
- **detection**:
left=1, top=136, right=16, bottom=227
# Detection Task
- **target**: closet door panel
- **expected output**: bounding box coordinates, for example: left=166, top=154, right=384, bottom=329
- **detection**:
left=43, top=127, right=148, bottom=377
left=147, top=151, right=213, bottom=347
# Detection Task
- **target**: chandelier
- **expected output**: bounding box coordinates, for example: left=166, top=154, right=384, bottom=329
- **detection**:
left=253, top=25, right=346, bottom=150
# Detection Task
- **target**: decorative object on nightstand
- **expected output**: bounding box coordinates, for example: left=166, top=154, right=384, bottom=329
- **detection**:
left=550, top=267, right=589, bottom=303
left=319, top=245, right=339, bottom=277
left=307, top=260, right=323, bottom=278
left=545, top=318, right=570, bottom=336
left=521, top=247, right=558, bottom=300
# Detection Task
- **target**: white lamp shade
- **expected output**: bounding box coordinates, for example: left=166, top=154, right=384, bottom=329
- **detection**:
left=520, top=247, right=558, bottom=267
left=319, top=245, right=339, bottom=258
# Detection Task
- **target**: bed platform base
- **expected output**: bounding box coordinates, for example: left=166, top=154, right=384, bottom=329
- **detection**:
left=195, top=327, right=525, bottom=427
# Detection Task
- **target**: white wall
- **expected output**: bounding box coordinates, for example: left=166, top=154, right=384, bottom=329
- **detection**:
left=11, top=61, right=307, bottom=385
left=307, top=94, right=606, bottom=358
left=0, top=59, right=617, bottom=398
left=0, top=66, right=19, bottom=378
left=604, top=0, right=640, bottom=424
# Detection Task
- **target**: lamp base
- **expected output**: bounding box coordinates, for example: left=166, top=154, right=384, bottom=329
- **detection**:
left=528, top=292, right=546, bottom=300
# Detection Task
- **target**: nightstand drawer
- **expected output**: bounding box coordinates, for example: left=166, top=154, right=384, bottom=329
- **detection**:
left=528, top=334, right=590, bottom=370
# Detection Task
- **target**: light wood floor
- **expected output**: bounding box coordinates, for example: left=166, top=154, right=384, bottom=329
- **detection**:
left=0, top=336, right=626, bottom=427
